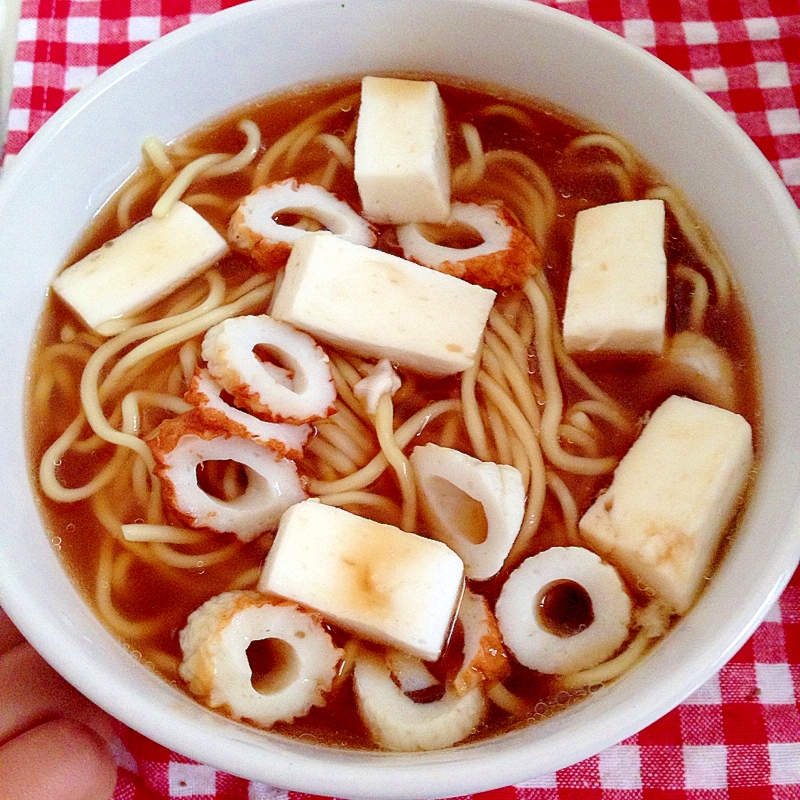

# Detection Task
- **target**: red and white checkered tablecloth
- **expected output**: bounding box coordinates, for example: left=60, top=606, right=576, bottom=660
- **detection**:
left=3, top=1, right=799, bottom=798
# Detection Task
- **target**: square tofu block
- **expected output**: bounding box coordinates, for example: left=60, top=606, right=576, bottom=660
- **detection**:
left=579, top=395, right=753, bottom=614
left=271, top=232, right=496, bottom=376
left=258, top=499, right=465, bottom=661
left=354, top=76, right=450, bottom=224
left=51, top=201, right=227, bottom=334
left=563, top=198, right=667, bottom=355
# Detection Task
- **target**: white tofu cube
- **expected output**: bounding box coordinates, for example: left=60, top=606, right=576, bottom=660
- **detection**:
left=258, top=499, right=465, bottom=661
left=579, top=395, right=754, bottom=614
left=563, top=198, right=667, bottom=355
left=52, top=201, right=228, bottom=334
left=271, top=232, right=496, bottom=376
left=354, top=76, right=450, bottom=224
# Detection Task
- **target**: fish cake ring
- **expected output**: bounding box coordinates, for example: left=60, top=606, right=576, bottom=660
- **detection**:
left=228, top=179, right=375, bottom=270
left=185, top=367, right=312, bottom=457
left=353, top=649, right=487, bottom=751
left=202, top=314, right=336, bottom=423
left=179, top=591, right=343, bottom=728
left=397, top=201, right=541, bottom=289
left=495, top=546, right=632, bottom=674
left=149, top=414, right=306, bottom=541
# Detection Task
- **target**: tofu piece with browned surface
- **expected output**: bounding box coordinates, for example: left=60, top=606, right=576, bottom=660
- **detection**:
left=271, top=232, right=496, bottom=376
left=354, top=76, right=450, bottom=224
left=51, top=201, right=227, bottom=334
left=258, top=499, right=465, bottom=661
left=579, top=395, right=753, bottom=614
left=563, top=198, right=667, bottom=355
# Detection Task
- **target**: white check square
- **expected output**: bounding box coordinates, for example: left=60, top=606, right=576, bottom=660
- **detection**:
left=683, top=744, right=727, bottom=789
left=755, top=662, right=796, bottom=705
left=779, top=157, right=800, bottom=186
left=623, top=19, right=656, bottom=49
left=692, top=67, right=728, bottom=92
left=756, top=61, right=791, bottom=89
left=767, top=108, right=800, bottom=135
left=599, top=745, right=642, bottom=789
left=769, top=742, right=800, bottom=785
left=744, top=17, right=781, bottom=41
left=683, top=21, right=718, bottom=45
left=66, top=16, right=100, bottom=44
left=128, top=16, right=161, bottom=43
left=168, top=762, right=216, bottom=797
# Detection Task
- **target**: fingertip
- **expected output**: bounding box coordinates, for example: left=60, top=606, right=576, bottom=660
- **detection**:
left=0, top=642, right=117, bottom=747
left=0, top=717, right=118, bottom=800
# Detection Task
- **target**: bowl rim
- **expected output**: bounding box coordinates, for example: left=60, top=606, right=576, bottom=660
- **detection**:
left=1, top=0, right=799, bottom=796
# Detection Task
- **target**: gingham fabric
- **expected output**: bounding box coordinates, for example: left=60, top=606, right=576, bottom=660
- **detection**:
left=3, top=1, right=799, bottom=798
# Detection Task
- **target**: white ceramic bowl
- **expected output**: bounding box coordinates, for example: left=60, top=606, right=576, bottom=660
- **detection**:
left=1, top=1, right=799, bottom=797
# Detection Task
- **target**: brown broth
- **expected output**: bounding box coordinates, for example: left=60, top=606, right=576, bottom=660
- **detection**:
left=26, top=75, right=761, bottom=749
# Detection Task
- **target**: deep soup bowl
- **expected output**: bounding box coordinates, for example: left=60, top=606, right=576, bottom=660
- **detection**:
left=0, top=0, right=799, bottom=797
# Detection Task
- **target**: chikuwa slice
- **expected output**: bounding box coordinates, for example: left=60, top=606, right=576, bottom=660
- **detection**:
left=185, top=367, right=312, bottom=458
left=179, top=591, right=343, bottom=728
left=148, top=414, right=306, bottom=541
left=397, top=202, right=541, bottom=289
left=454, top=587, right=509, bottom=695
left=228, top=179, right=375, bottom=269
left=662, top=331, right=737, bottom=411
left=202, top=314, right=336, bottom=423
left=495, top=546, right=632, bottom=674
left=353, top=649, right=486, bottom=751
left=411, top=443, right=525, bottom=580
